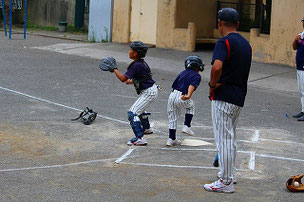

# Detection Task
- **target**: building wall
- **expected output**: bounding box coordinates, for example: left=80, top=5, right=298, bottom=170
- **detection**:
left=250, top=0, right=304, bottom=66
left=88, top=0, right=113, bottom=42
left=175, top=0, right=217, bottom=38
left=29, top=0, right=75, bottom=27
left=156, top=0, right=195, bottom=51
left=112, top=0, right=131, bottom=43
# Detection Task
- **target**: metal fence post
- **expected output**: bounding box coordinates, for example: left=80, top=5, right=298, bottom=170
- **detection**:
left=24, top=0, right=27, bottom=39
left=9, top=0, right=12, bottom=39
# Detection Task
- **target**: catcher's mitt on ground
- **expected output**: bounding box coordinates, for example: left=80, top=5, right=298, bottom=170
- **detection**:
left=286, top=174, right=304, bottom=192
left=99, top=57, right=117, bottom=72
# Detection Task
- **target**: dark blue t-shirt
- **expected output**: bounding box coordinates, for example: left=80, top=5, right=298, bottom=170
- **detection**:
left=211, top=33, right=252, bottom=107
left=172, top=69, right=201, bottom=94
left=124, top=59, right=155, bottom=90
left=296, top=33, right=304, bottom=70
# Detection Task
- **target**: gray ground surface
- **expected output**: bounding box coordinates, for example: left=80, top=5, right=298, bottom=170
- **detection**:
left=0, top=33, right=303, bottom=201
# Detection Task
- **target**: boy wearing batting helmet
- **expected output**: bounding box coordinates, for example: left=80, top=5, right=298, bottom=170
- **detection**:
left=112, top=41, right=158, bottom=146
left=203, top=8, right=252, bottom=193
left=166, top=55, right=204, bottom=146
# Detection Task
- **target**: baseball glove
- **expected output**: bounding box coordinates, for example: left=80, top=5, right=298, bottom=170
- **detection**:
left=99, top=57, right=117, bottom=72
left=286, top=174, right=304, bottom=192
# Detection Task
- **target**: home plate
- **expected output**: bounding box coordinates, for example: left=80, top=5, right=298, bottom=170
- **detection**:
left=181, top=139, right=212, bottom=146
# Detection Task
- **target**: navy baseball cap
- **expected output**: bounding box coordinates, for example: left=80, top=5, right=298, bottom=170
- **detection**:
left=218, top=8, right=240, bottom=22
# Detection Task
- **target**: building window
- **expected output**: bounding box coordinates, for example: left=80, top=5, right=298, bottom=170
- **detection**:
left=216, top=0, right=272, bottom=34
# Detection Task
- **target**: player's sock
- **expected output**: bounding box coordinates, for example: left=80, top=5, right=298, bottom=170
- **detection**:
left=169, top=129, right=176, bottom=140
left=184, top=114, right=193, bottom=127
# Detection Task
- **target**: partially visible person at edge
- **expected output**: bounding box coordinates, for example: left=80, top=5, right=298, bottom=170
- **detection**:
left=292, top=17, right=304, bottom=121
left=203, top=8, right=252, bottom=193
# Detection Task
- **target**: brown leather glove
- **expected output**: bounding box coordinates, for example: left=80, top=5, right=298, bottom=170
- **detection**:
left=286, top=174, right=304, bottom=192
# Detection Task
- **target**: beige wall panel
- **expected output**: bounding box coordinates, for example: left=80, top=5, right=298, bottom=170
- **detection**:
left=251, top=0, right=304, bottom=66
left=130, top=0, right=158, bottom=44
left=112, top=0, right=131, bottom=43
left=175, top=0, right=217, bottom=38
left=156, top=0, right=176, bottom=48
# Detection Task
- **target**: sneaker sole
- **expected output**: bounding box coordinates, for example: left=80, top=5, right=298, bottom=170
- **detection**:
left=144, top=132, right=153, bottom=135
left=182, top=131, right=194, bottom=136
left=203, top=186, right=234, bottom=193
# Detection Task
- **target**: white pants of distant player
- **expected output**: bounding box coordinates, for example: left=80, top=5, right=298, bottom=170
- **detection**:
left=129, top=84, right=158, bottom=122
left=167, top=90, right=194, bottom=130
left=297, top=70, right=304, bottom=112
left=212, top=100, right=241, bottom=184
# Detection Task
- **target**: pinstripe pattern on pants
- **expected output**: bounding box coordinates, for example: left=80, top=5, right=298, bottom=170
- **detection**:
left=167, top=90, right=195, bottom=129
left=129, top=84, right=158, bottom=122
left=297, top=70, right=304, bottom=112
left=211, top=100, right=241, bottom=184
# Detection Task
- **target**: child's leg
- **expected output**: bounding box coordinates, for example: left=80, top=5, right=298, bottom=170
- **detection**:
left=129, top=85, right=158, bottom=139
left=139, top=112, right=151, bottom=130
left=184, top=100, right=195, bottom=127
left=167, top=91, right=181, bottom=140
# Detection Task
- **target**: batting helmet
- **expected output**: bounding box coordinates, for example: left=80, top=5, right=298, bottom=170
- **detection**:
left=218, top=8, right=239, bottom=22
left=185, top=55, right=204, bottom=72
left=130, top=41, right=148, bottom=58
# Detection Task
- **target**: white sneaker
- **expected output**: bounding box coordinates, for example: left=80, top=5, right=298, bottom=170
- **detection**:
left=182, top=125, right=194, bottom=136
left=203, top=179, right=234, bottom=193
left=127, top=137, right=147, bottom=146
left=166, top=138, right=181, bottom=147
left=144, top=128, right=153, bottom=134
left=217, top=171, right=237, bottom=184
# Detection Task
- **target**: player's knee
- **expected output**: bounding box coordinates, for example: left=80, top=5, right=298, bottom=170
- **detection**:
left=127, top=111, right=135, bottom=122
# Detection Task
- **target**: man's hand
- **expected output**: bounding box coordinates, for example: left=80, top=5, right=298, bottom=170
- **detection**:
left=295, top=35, right=301, bottom=41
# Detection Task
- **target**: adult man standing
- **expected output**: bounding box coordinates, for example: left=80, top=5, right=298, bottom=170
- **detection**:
left=203, top=8, right=252, bottom=193
left=292, top=18, right=304, bottom=121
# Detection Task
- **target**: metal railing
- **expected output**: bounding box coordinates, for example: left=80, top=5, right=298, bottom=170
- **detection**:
left=216, top=1, right=271, bottom=34
left=0, top=0, right=22, bottom=10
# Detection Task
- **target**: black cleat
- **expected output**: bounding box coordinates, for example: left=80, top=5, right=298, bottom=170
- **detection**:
left=293, top=112, right=304, bottom=118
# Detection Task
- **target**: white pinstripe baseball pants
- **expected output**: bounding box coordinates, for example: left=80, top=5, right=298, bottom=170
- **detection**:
left=297, top=70, right=304, bottom=112
left=211, top=100, right=241, bottom=184
left=129, top=84, right=158, bottom=122
left=167, top=90, right=195, bottom=129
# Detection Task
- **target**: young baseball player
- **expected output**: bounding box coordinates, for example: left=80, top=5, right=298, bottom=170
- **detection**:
left=204, top=8, right=252, bottom=193
left=166, top=55, right=204, bottom=146
left=112, top=41, right=158, bottom=146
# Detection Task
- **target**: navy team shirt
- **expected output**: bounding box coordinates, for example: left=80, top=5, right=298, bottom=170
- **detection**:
left=172, top=69, right=201, bottom=94
left=212, top=33, right=252, bottom=107
left=124, top=59, right=155, bottom=90
left=296, top=33, right=304, bottom=71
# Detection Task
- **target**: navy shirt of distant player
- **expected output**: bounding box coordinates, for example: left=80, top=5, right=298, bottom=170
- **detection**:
left=211, top=33, right=252, bottom=107
left=172, top=69, right=201, bottom=94
left=124, top=59, right=155, bottom=90
left=296, top=33, right=304, bottom=71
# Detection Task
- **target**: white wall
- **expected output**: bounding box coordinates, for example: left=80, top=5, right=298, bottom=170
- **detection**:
left=88, top=0, right=113, bottom=42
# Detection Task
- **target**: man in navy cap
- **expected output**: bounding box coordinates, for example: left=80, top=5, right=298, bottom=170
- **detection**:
left=204, top=8, right=252, bottom=193
left=292, top=17, right=304, bottom=121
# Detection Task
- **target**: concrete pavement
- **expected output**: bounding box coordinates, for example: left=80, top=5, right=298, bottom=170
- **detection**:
left=0, top=29, right=303, bottom=201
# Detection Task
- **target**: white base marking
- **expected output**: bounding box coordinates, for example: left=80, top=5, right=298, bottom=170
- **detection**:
left=249, top=152, right=256, bottom=171
left=0, top=86, right=128, bottom=124
left=0, top=158, right=116, bottom=173
left=121, top=162, right=248, bottom=171
left=251, top=130, right=260, bottom=142
left=115, top=148, right=135, bottom=164
left=256, top=154, right=304, bottom=162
